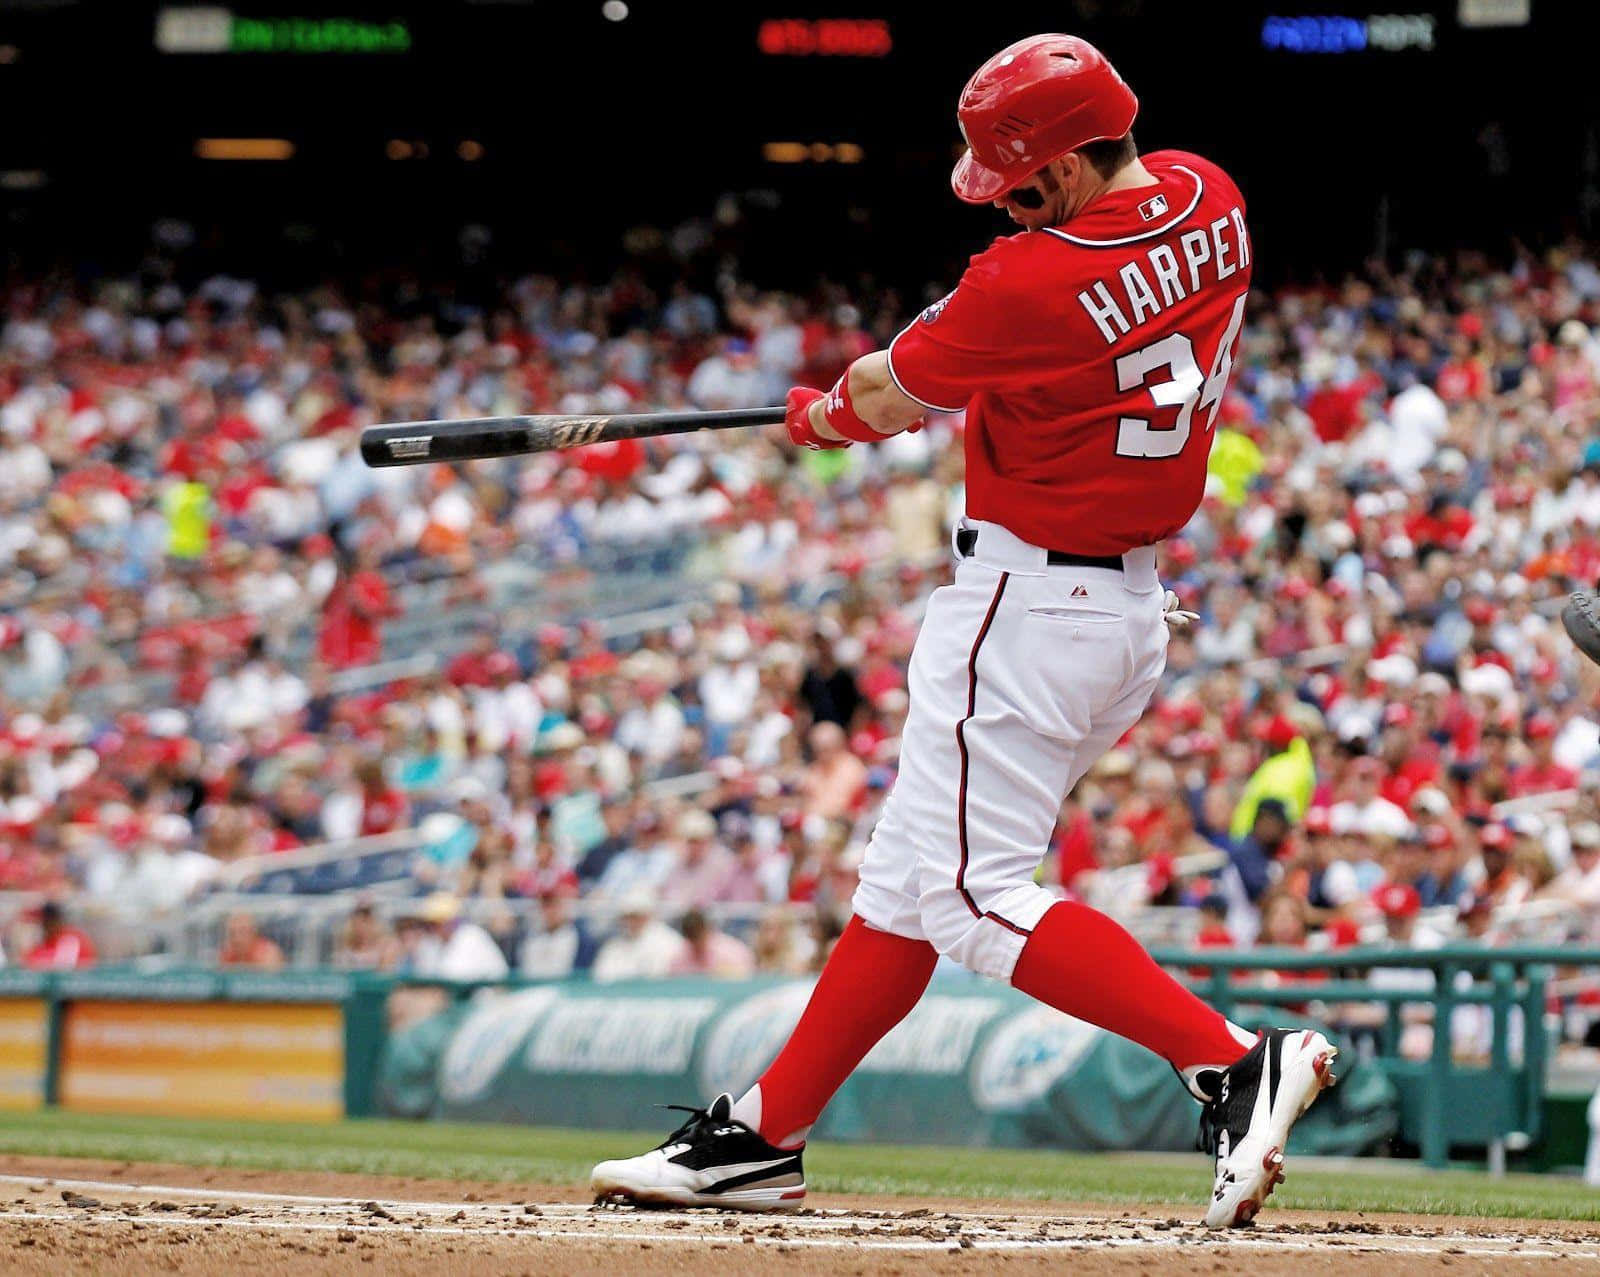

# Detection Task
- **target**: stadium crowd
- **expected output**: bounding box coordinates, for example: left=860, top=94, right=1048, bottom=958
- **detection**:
left=2, top=220, right=1600, bottom=1036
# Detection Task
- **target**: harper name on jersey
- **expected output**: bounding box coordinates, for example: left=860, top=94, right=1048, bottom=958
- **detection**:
left=887, top=150, right=1253, bottom=556
left=1075, top=202, right=1251, bottom=346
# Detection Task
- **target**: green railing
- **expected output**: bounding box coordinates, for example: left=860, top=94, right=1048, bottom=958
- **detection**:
left=4, top=946, right=1598, bottom=1169
left=1151, top=945, right=1587, bottom=1168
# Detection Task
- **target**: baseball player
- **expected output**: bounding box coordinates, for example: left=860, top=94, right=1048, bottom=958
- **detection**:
left=592, top=34, right=1336, bottom=1228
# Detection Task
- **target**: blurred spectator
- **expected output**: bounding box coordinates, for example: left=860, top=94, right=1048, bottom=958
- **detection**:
left=700, top=628, right=759, bottom=757
left=575, top=799, right=635, bottom=888
left=615, top=673, right=687, bottom=766
left=510, top=835, right=578, bottom=901
left=1374, top=881, right=1445, bottom=949
left=1331, top=757, right=1412, bottom=840
left=801, top=721, right=867, bottom=821
left=1219, top=797, right=1292, bottom=905
left=668, top=908, right=755, bottom=977
left=22, top=902, right=96, bottom=969
left=590, top=810, right=677, bottom=900
left=1194, top=895, right=1235, bottom=950
left=1477, top=823, right=1533, bottom=910
left=356, top=757, right=410, bottom=838
left=1229, top=719, right=1314, bottom=836
left=591, top=890, right=686, bottom=982
left=1187, top=894, right=1235, bottom=978
left=1256, top=891, right=1313, bottom=959
left=805, top=908, right=846, bottom=972
left=751, top=905, right=813, bottom=974
left=518, top=890, right=597, bottom=979
left=317, top=542, right=397, bottom=669
left=716, top=830, right=784, bottom=903
left=332, top=901, right=400, bottom=970
left=217, top=911, right=285, bottom=969
left=1351, top=883, right=1444, bottom=1058
left=1545, top=821, right=1600, bottom=908
left=403, top=893, right=508, bottom=981
left=799, top=633, right=863, bottom=729
left=660, top=810, right=733, bottom=912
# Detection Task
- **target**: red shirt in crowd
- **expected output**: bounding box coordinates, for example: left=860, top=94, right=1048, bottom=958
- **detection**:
left=1509, top=761, right=1579, bottom=797
left=1053, top=807, right=1098, bottom=891
left=317, top=569, right=396, bottom=669
left=573, top=437, right=646, bottom=483
left=360, top=786, right=409, bottom=836
left=25, top=928, right=97, bottom=970
left=888, top=151, right=1252, bottom=555
left=1435, top=357, right=1488, bottom=403
left=1304, top=382, right=1365, bottom=442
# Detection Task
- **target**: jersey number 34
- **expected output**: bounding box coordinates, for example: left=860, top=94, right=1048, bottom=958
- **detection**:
left=1114, top=293, right=1247, bottom=459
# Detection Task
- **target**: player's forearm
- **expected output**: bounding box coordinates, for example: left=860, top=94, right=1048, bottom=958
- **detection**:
left=809, top=352, right=927, bottom=443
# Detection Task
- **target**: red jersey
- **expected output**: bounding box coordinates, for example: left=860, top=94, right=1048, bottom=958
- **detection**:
left=890, top=151, right=1252, bottom=555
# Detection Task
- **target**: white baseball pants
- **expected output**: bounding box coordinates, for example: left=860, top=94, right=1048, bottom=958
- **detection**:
left=852, top=518, right=1169, bottom=980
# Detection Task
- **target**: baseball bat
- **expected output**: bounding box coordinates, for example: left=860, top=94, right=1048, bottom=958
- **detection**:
left=360, top=405, right=787, bottom=468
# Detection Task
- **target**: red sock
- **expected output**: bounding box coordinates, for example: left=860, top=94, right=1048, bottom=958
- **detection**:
left=1012, top=901, right=1247, bottom=1071
left=748, top=915, right=937, bottom=1146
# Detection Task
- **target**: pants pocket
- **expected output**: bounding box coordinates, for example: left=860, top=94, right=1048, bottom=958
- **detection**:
left=1027, top=605, right=1124, bottom=625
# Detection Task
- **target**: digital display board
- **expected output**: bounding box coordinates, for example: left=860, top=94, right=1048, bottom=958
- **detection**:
left=156, top=7, right=411, bottom=54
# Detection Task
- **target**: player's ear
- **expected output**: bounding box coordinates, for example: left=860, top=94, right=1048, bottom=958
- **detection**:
left=1047, top=153, right=1078, bottom=194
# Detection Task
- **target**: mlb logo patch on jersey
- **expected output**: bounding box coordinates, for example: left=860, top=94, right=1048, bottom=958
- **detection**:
left=1137, top=193, right=1169, bottom=222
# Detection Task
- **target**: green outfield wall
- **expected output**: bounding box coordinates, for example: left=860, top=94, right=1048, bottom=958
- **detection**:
left=0, top=947, right=1590, bottom=1169
left=374, top=973, right=1398, bottom=1156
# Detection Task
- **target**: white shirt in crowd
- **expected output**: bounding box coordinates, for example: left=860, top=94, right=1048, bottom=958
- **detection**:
left=592, top=841, right=678, bottom=901
left=319, top=786, right=363, bottom=844
left=615, top=696, right=685, bottom=763
left=699, top=660, right=759, bottom=727
left=415, top=922, right=509, bottom=981
left=686, top=354, right=768, bottom=411
left=199, top=661, right=308, bottom=734
left=471, top=681, right=542, bottom=753
left=1330, top=795, right=1412, bottom=839
left=591, top=920, right=686, bottom=983
left=519, top=925, right=580, bottom=980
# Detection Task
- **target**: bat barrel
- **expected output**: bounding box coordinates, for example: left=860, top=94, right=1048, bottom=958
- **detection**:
left=360, top=418, right=535, bottom=467
left=360, top=406, right=786, bottom=467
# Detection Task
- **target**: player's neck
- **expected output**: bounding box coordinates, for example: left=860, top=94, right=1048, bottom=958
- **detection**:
left=1062, top=157, right=1158, bottom=223
left=1102, top=157, right=1159, bottom=196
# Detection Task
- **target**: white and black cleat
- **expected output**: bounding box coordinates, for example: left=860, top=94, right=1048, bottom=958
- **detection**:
left=1199, top=1027, right=1338, bottom=1229
left=590, top=1093, right=806, bottom=1212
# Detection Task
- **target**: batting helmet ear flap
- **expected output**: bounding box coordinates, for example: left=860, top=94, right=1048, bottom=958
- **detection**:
left=951, top=34, right=1138, bottom=205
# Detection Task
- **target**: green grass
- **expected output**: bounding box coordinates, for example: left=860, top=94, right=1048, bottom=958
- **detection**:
left=2, top=1109, right=1597, bottom=1221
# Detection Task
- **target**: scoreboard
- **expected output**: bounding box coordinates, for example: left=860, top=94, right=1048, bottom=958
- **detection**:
left=0, top=0, right=1584, bottom=283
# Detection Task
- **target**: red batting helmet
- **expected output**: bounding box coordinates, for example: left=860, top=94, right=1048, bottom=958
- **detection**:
left=951, top=34, right=1138, bottom=205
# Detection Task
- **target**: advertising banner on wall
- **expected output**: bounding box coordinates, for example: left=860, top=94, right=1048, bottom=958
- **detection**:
left=383, top=976, right=1396, bottom=1153
left=59, top=1000, right=344, bottom=1121
left=0, top=1000, right=48, bottom=1112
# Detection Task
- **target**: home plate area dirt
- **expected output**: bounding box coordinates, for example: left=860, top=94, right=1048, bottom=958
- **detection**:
left=1, top=1158, right=1598, bottom=1273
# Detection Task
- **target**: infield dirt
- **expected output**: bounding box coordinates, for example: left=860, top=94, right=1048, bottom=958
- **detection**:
left=3, top=1154, right=1599, bottom=1273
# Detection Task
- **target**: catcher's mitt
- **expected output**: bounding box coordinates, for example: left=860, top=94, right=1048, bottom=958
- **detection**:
left=1564, top=589, right=1600, bottom=666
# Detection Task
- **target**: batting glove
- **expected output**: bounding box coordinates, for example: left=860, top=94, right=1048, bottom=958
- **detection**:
left=785, top=386, right=851, bottom=450
left=1162, top=590, right=1200, bottom=629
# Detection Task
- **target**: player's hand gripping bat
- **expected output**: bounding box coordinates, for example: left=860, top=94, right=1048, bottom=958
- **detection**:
left=359, top=406, right=786, bottom=468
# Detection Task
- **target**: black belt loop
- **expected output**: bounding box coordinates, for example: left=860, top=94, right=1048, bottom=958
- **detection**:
left=955, top=528, right=1122, bottom=572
